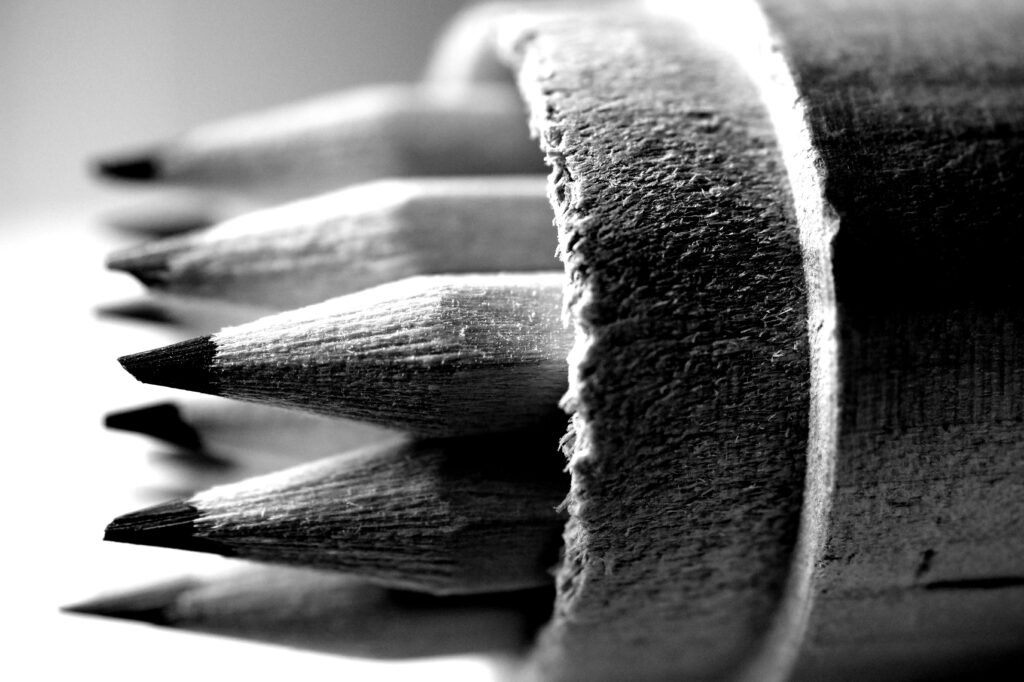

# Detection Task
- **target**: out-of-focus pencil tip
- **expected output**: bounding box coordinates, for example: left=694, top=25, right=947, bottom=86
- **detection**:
left=106, top=244, right=174, bottom=288
left=95, top=300, right=176, bottom=325
left=61, top=579, right=199, bottom=625
left=93, top=153, right=162, bottom=181
left=105, top=402, right=204, bottom=451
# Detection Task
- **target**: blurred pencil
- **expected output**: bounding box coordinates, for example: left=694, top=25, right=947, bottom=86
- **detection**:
left=64, top=565, right=553, bottom=660
left=100, top=203, right=219, bottom=238
left=104, top=437, right=568, bottom=595
left=94, top=83, right=544, bottom=200
left=96, top=296, right=266, bottom=333
left=106, top=176, right=555, bottom=310
left=106, top=398, right=393, bottom=463
left=117, top=273, right=570, bottom=437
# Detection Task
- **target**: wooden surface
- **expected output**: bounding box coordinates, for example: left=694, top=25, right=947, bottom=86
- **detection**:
left=499, top=4, right=810, bottom=679
left=752, top=1, right=1024, bottom=679
left=107, top=176, right=556, bottom=310
left=121, top=273, right=571, bottom=436
left=492, top=0, right=1024, bottom=679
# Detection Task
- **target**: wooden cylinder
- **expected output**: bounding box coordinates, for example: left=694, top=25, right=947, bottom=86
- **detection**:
left=489, top=1, right=1024, bottom=679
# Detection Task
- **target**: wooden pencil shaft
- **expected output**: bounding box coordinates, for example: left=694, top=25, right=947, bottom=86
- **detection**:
left=106, top=176, right=557, bottom=310
left=66, top=566, right=554, bottom=659
left=105, top=437, right=569, bottom=595
left=119, top=273, right=571, bottom=437
left=97, top=83, right=546, bottom=199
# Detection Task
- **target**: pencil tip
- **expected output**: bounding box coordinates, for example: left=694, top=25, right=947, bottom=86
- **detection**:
left=94, top=153, right=162, bottom=181
left=62, top=578, right=200, bottom=625
left=105, top=498, right=230, bottom=555
left=105, top=402, right=204, bottom=451
left=118, top=336, right=219, bottom=395
left=106, top=244, right=177, bottom=288
left=95, top=300, right=177, bottom=325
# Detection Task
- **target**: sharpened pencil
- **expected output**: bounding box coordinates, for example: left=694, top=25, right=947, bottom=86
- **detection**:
left=104, top=436, right=568, bottom=595
left=106, top=176, right=556, bottom=310
left=94, top=83, right=545, bottom=199
left=64, top=565, right=553, bottom=659
left=106, top=399, right=394, bottom=463
left=117, top=273, right=570, bottom=437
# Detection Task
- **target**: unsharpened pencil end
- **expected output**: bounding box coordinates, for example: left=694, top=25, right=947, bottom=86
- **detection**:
left=104, top=498, right=230, bottom=555
left=93, top=153, right=162, bottom=181
left=62, top=578, right=200, bottom=625
left=105, top=403, right=204, bottom=451
left=118, top=336, right=219, bottom=395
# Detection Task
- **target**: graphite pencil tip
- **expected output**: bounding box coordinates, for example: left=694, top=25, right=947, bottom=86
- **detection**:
left=118, top=336, right=218, bottom=395
left=93, top=153, right=162, bottom=181
left=104, top=498, right=231, bottom=555
left=105, top=402, right=204, bottom=451
left=62, top=578, right=200, bottom=625
left=106, top=243, right=182, bottom=288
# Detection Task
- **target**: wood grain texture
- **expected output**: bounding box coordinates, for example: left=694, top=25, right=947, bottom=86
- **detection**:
left=498, top=4, right=811, bottom=680
left=107, top=176, right=557, bottom=310
left=120, top=273, right=572, bottom=437
left=746, top=1, right=1024, bottom=679
left=106, top=437, right=569, bottom=595
left=494, top=0, right=1023, bottom=679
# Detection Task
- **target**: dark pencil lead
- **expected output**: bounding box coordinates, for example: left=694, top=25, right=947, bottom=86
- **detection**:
left=104, top=498, right=232, bottom=555
left=105, top=403, right=205, bottom=451
left=93, top=153, right=162, bottom=181
left=62, top=578, right=201, bottom=626
left=95, top=300, right=178, bottom=325
left=118, top=336, right=220, bottom=395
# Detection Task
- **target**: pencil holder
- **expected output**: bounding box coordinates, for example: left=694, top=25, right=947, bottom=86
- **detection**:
left=486, top=1, right=1024, bottom=680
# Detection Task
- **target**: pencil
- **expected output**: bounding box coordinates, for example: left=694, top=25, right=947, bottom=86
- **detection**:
left=104, top=436, right=568, bottom=595
left=64, top=565, right=554, bottom=660
left=100, top=202, right=218, bottom=237
left=94, top=82, right=545, bottom=200
left=117, top=273, right=570, bottom=437
left=106, top=176, right=556, bottom=310
left=106, top=398, right=394, bottom=463
left=96, top=295, right=265, bottom=333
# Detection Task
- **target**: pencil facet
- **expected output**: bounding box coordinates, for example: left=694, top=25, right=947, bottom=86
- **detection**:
left=118, top=274, right=570, bottom=436
left=93, top=83, right=544, bottom=199
left=103, top=438, right=567, bottom=595
left=105, top=176, right=556, bottom=310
